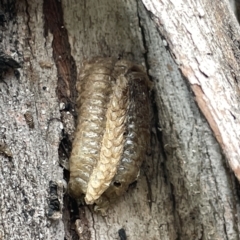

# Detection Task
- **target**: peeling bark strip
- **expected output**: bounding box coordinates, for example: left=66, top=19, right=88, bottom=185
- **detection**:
left=69, top=58, right=151, bottom=213
left=142, top=0, right=240, bottom=182
left=43, top=0, right=77, bottom=106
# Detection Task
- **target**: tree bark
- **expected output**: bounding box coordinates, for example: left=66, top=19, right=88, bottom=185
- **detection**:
left=0, top=1, right=65, bottom=239
left=142, top=0, right=240, bottom=182
left=0, top=0, right=240, bottom=240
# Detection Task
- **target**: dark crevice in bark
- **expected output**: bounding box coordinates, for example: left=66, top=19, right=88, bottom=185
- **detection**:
left=63, top=195, right=79, bottom=240
left=118, top=228, right=127, bottom=240
left=0, top=0, right=17, bottom=21
left=91, top=209, right=97, bottom=240
left=43, top=0, right=77, bottom=111
left=58, top=129, right=72, bottom=166
left=137, top=4, right=182, bottom=237
left=235, top=177, right=240, bottom=203
left=24, top=0, right=34, bottom=61
left=138, top=33, right=181, bottom=240
left=24, top=0, right=31, bottom=36
left=136, top=1, right=151, bottom=79
left=236, top=1, right=240, bottom=23
left=0, top=52, right=20, bottom=72
left=47, top=181, right=62, bottom=220
left=43, top=1, right=79, bottom=239
left=169, top=182, right=180, bottom=239
left=137, top=2, right=171, bottom=212
left=233, top=177, right=240, bottom=240
left=143, top=170, right=153, bottom=210
left=137, top=15, right=173, bottom=219
left=0, top=0, right=21, bottom=70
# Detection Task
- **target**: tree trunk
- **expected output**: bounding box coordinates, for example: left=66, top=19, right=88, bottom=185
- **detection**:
left=142, top=0, right=240, bottom=183
left=0, top=0, right=239, bottom=240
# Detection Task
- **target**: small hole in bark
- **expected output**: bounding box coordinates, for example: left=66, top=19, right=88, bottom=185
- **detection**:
left=129, top=66, right=141, bottom=72
left=118, top=228, right=127, bottom=240
left=14, top=70, right=20, bottom=79
left=128, top=180, right=137, bottom=189
left=28, top=209, right=35, bottom=217
left=114, top=181, right=121, bottom=187
left=42, top=86, right=47, bottom=90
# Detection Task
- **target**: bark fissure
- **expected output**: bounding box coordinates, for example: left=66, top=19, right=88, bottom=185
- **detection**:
left=137, top=2, right=150, bottom=74
left=24, top=0, right=31, bottom=37
left=43, top=2, right=80, bottom=236
left=43, top=0, right=77, bottom=108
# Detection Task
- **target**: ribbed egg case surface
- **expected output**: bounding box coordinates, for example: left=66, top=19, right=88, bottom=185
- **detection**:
left=68, top=57, right=151, bottom=214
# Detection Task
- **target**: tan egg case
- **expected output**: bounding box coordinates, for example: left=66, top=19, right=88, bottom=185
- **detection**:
left=68, top=57, right=151, bottom=213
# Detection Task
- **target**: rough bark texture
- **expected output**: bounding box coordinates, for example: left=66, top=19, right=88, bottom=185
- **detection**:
left=142, top=0, right=240, bottom=183
left=138, top=1, right=240, bottom=238
left=0, top=1, right=65, bottom=239
left=0, top=0, right=240, bottom=239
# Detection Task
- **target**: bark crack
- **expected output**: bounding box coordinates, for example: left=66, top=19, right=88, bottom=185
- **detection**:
left=90, top=209, right=97, bottom=240
left=136, top=1, right=150, bottom=75
left=24, top=0, right=34, bottom=58
left=24, top=0, right=31, bottom=36
left=43, top=0, right=77, bottom=109
left=43, top=0, right=79, bottom=238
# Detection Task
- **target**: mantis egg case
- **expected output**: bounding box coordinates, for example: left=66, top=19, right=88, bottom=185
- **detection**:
left=68, top=58, right=151, bottom=214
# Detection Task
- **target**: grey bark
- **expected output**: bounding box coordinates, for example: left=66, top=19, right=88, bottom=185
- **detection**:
left=0, top=0, right=240, bottom=240
left=0, top=1, right=64, bottom=239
